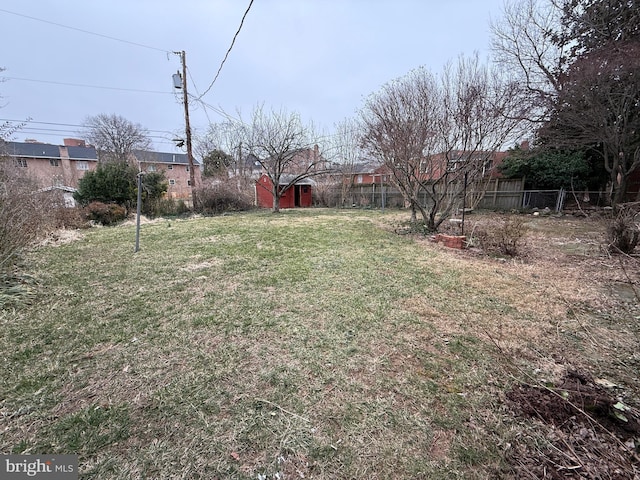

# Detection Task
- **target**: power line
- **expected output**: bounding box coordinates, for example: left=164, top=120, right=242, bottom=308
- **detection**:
left=197, top=0, right=254, bottom=100
left=190, top=96, right=243, bottom=124
left=3, top=76, right=172, bottom=95
left=0, top=118, right=176, bottom=135
left=0, top=8, right=171, bottom=54
left=185, top=67, right=213, bottom=125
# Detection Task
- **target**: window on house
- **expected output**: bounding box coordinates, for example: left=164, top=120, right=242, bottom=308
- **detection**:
left=185, top=165, right=189, bottom=172
left=49, top=158, right=60, bottom=167
left=187, top=180, right=192, bottom=186
left=167, top=165, right=173, bottom=170
left=147, top=164, right=156, bottom=172
left=16, top=159, right=27, bottom=168
left=169, top=179, right=176, bottom=186
left=76, top=161, right=89, bottom=171
left=357, top=174, right=363, bottom=184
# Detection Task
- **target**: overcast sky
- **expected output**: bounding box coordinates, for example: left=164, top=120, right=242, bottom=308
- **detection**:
left=1, top=0, right=506, bottom=152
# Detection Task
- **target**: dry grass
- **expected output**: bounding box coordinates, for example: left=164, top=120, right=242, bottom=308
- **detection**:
left=1, top=209, right=638, bottom=479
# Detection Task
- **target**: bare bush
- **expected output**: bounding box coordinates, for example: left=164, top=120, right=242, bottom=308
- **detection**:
left=0, top=161, right=57, bottom=302
left=607, top=203, right=640, bottom=254
left=83, top=202, right=127, bottom=226
left=474, top=215, right=529, bottom=256
left=197, top=182, right=254, bottom=215
left=52, top=206, right=88, bottom=229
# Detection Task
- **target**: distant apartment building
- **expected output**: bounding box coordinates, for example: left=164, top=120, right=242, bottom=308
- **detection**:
left=2, top=138, right=99, bottom=206
left=134, top=150, right=201, bottom=200
left=2, top=138, right=200, bottom=203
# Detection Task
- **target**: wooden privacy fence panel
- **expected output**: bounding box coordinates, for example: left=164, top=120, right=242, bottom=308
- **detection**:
left=320, top=179, right=605, bottom=212
left=475, top=178, right=526, bottom=210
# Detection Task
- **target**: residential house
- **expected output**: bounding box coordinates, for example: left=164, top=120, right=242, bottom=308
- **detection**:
left=134, top=150, right=201, bottom=200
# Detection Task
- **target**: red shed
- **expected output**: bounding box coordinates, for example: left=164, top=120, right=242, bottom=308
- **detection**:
left=255, top=174, right=315, bottom=209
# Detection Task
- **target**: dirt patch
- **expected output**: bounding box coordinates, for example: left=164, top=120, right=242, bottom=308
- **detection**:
left=506, top=370, right=640, bottom=479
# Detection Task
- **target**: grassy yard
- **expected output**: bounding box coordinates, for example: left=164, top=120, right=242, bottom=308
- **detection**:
left=1, top=209, right=638, bottom=479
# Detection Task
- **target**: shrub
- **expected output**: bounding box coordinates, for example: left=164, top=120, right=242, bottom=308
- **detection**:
left=84, top=202, right=127, bottom=226
left=74, top=162, right=137, bottom=209
left=197, top=183, right=253, bottom=215
left=607, top=203, right=639, bottom=254
left=473, top=215, right=529, bottom=257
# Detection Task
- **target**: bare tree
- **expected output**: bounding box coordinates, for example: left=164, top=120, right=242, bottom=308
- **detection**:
left=82, top=113, right=152, bottom=163
left=329, top=119, right=367, bottom=207
left=360, top=67, right=439, bottom=223
left=360, top=57, right=528, bottom=231
left=490, top=0, right=566, bottom=121
left=242, top=105, right=324, bottom=213
left=197, top=120, right=252, bottom=188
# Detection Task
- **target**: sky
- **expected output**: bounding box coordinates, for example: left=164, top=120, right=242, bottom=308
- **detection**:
left=1, top=0, right=507, bottom=153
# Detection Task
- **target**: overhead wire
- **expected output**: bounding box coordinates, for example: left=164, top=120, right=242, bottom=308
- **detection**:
left=0, top=118, right=178, bottom=147
left=2, top=76, right=173, bottom=95
left=196, top=0, right=254, bottom=100
left=0, top=7, right=179, bottom=147
left=185, top=67, right=213, bottom=125
left=0, top=8, right=171, bottom=53
left=0, top=118, right=176, bottom=135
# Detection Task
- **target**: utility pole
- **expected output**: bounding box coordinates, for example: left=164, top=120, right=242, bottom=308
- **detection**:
left=174, top=50, right=198, bottom=210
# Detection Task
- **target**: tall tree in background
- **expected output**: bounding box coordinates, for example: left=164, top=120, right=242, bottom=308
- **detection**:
left=242, top=105, right=323, bottom=213
left=82, top=113, right=152, bottom=163
left=202, top=149, right=234, bottom=178
left=542, top=42, right=640, bottom=204
left=198, top=121, right=253, bottom=189
left=550, top=0, right=640, bottom=204
left=490, top=0, right=566, bottom=121
left=491, top=0, right=640, bottom=205
left=328, top=118, right=365, bottom=207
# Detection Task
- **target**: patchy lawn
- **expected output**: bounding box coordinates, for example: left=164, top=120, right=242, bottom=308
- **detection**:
left=1, top=209, right=638, bottom=479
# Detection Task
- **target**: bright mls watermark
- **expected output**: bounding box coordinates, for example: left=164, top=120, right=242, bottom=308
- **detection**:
left=1, top=455, right=78, bottom=479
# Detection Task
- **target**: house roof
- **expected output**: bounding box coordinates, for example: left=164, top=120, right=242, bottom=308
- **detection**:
left=67, top=145, right=98, bottom=160
left=134, top=150, right=200, bottom=166
left=4, top=142, right=62, bottom=159
left=2, top=141, right=98, bottom=161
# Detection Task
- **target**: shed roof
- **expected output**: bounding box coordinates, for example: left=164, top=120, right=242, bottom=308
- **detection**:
left=272, top=173, right=316, bottom=186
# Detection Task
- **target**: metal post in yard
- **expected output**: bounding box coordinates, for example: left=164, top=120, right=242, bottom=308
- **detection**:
left=461, top=172, right=468, bottom=236
left=135, top=171, right=143, bottom=253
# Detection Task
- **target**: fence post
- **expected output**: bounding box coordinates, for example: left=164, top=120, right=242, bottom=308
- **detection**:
left=555, top=188, right=566, bottom=212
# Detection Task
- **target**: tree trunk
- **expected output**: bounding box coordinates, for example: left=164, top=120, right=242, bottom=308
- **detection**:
left=272, top=192, right=280, bottom=213
left=612, top=173, right=628, bottom=207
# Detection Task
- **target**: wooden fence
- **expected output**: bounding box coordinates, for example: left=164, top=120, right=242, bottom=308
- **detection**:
left=319, top=178, right=607, bottom=212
